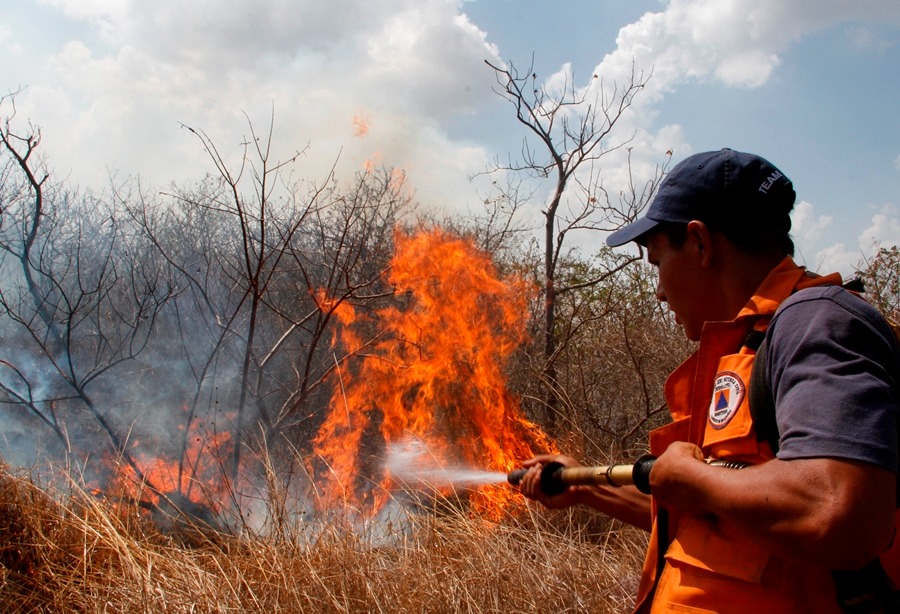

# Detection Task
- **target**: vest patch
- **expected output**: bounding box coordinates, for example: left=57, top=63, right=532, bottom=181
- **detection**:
left=709, top=371, right=745, bottom=429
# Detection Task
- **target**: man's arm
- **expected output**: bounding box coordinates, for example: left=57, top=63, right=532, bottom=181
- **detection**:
left=519, top=454, right=653, bottom=532
left=650, top=442, right=896, bottom=569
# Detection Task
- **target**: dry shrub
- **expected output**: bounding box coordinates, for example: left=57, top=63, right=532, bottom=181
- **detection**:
left=0, top=466, right=645, bottom=613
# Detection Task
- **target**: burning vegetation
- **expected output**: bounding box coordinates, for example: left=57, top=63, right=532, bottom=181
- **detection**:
left=311, top=228, right=554, bottom=519
left=79, top=227, right=554, bottom=533
left=0, top=226, right=643, bottom=612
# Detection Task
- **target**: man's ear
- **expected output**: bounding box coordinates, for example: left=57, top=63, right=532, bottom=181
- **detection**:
left=685, top=220, right=715, bottom=267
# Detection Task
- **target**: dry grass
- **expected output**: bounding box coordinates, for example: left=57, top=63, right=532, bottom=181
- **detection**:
left=0, top=467, right=646, bottom=613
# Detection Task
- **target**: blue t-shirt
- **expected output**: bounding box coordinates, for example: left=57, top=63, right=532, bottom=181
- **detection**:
left=764, top=285, right=900, bottom=472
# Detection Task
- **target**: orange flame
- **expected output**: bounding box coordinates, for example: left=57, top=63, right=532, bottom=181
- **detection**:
left=362, top=151, right=383, bottom=174
left=105, top=410, right=235, bottom=513
left=311, top=228, right=554, bottom=518
left=352, top=113, right=370, bottom=137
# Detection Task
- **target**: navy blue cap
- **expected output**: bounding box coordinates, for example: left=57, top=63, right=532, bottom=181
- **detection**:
left=606, top=148, right=796, bottom=247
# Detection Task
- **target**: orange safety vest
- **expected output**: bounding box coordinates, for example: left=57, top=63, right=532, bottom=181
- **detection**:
left=633, top=257, right=899, bottom=613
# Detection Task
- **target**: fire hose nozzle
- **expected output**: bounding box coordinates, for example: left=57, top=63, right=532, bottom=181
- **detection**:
left=507, top=455, right=748, bottom=496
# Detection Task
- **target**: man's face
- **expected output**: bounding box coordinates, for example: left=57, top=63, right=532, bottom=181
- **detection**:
left=645, top=229, right=709, bottom=341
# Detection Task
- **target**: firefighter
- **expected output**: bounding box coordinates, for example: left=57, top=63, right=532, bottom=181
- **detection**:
left=519, top=148, right=899, bottom=613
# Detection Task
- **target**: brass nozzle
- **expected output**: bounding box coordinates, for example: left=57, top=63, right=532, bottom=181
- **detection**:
left=506, top=457, right=655, bottom=495
left=508, top=455, right=748, bottom=496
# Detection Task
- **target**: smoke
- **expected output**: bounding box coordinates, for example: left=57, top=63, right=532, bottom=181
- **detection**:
left=5, top=0, right=502, bottom=213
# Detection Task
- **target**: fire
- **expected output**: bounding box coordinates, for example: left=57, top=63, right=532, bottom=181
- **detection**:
left=362, top=151, right=383, bottom=174
left=352, top=113, right=370, bottom=137
left=311, top=228, right=554, bottom=518
left=104, top=410, right=234, bottom=514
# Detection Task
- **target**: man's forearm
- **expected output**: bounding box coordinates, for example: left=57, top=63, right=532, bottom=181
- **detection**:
left=652, top=449, right=896, bottom=568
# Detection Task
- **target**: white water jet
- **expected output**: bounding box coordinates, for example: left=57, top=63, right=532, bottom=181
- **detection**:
left=384, top=437, right=507, bottom=490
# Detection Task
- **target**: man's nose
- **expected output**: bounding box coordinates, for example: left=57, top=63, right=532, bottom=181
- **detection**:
left=655, top=284, right=666, bottom=302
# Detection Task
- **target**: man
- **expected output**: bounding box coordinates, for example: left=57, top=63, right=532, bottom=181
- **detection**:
left=519, top=148, right=900, bottom=612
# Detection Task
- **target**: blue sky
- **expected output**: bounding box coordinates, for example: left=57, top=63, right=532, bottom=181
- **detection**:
left=2, top=0, right=898, bottom=277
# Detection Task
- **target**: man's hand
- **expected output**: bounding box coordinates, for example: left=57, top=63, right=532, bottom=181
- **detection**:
left=517, top=454, right=654, bottom=531
left=647, top=441, right=707, bottom=512
left=518, top=454, right=586, bottom=509
left=646, top=442, right=896, bottom=568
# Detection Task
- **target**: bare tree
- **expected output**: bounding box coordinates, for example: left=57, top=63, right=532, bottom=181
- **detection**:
left=0, top=93, right=174, bottom=491
left=174, top=116, right=322, bottom=482
left=273, top=166, right=406, bottom=432
left=0, top=99, right=415, bottom=537
left=483, top=58, right=667, bottom=430
left=128, top=114, right=410, bottom=499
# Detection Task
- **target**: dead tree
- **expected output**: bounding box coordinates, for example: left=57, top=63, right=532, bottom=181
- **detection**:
left=273, top=166, right=407, bottom=433
left=136, top=114, right=408, bottom=496
left=0, top=93, right=173, bottom=491
left=484, top=58, right=665, bottom=430
left=151, top=113, right=322, bottom=485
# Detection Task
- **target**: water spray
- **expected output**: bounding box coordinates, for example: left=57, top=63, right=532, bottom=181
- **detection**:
left=507, top=455, right=749, bottom=495
left=385, top=438, right=509, bottom=490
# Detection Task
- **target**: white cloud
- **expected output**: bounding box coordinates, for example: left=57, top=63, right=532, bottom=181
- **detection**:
left=811, top=242, right=861, bottom=278
left=10, top=0, right=899, bottom=233
left=791, top=200, right=842, bottom=273
left=858, top=208, right=900, bottom=250
left=594, top=0, right=900, bottom=103
left=792, top=204, right=900, bottom=279
left=792, top=200, right=833, bottom=247
left=846, top=24, right=898, bottom=53
left=713, top=51, right=779, bottom=88
left=554, top=0, right=865, bottom=218
left=652, top=124, right=688, bottom=156
left=0, top=24, right=25, bottom=63
left=38, top=0, right=125, bottom=22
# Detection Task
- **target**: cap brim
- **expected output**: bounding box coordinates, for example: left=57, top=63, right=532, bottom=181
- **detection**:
left=606, top=216, right=660, bottom=247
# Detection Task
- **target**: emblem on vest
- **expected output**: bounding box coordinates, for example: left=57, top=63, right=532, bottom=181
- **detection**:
left=709, top=371, right=746, bottom=429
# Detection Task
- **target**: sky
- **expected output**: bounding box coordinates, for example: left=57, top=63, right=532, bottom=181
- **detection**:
left=1, top=0, right=899, bottom=278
